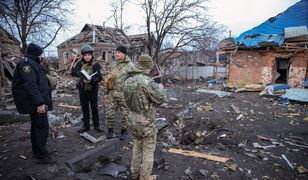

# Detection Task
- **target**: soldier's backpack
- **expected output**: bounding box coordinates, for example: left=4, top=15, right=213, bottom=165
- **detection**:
left=123, top=74, right=165, bottom=137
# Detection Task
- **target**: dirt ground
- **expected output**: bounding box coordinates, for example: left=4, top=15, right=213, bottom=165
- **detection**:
left=0, top=80, right=307, bottom=180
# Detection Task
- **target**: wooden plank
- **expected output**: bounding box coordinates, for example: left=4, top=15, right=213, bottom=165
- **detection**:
left=2, top=59, right=14, bottom=77
left=231, top=104, right=241, bottom=114
left=168, top=148, right=230, bottom=163
left=58, top=103, right=80, bottom=109
left=0, top=51, right=4, bottom=95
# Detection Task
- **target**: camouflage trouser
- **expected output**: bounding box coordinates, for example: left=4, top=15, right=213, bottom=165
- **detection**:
left=106, top=91, right=129, bottom=129
left=131, top=134, right=157, bottom=178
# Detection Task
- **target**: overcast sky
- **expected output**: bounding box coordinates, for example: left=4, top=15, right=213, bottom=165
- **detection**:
left=49, top=0, right=300, bottom=50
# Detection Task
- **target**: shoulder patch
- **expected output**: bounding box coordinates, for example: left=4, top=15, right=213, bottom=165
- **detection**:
left=23, top=66, right=31, bottom=73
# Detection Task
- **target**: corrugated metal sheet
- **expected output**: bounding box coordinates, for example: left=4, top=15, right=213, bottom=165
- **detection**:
left=235, top=0, right=308, bottom=48
left=281, top=88, right=308, bottom=102
left=284, top=26, right=308, bottom=39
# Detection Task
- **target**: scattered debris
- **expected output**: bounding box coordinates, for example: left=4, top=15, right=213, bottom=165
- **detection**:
left=58, top=103, right=80, bottom=110
left=168, top=148, right=230, bottom=163
left=196, top=89, right=232, bottom=97
left=100, top=162, right=127, bottom=177
left=257, top=135, right=270, bottom=141
left=199, top=169, right=208, bottom=176
left=281, top=154, right=294, bottom=169
left=169, top=97, right=178, bottom=101
left=252, top=142, right=275, bottom=150
left=280, top=88, right=308, bottom=102
left=236, top=114, right=243, bottom=120
left=197, top=105, right=213, bottom=111
left=19, top=155, right=27, bottom=159
left=297, top=166, right=308, bottom=174
left=80, top=132, right=105, bottom=143
left=156, top=117, right=168, bottom=131
left=227, top=164, right=237, bottom=171
left=231, top=104, right=241, bottom=114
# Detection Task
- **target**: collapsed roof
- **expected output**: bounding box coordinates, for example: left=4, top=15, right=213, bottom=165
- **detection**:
left=235, top=0, right=308, bottom=48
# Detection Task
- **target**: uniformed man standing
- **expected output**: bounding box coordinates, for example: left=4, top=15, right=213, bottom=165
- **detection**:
left=12, top=43, right=55, bottom=164
left=105, top=45, right=137, bottom=140
left=123, top=54, right=166, bottom=180
left=71, top=44, right=103, bottom=133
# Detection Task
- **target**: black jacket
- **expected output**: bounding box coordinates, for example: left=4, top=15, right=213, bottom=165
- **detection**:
left=12, top=57, right=52, bottom=114
left=71, top=58, right=102, bottom=91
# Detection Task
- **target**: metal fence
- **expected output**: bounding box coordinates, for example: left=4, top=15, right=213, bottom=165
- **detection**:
left=164, top=64, right=227, bottom=80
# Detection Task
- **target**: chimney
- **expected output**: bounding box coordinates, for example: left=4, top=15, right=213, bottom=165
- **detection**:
left=92, top=30, right=96, bottom=43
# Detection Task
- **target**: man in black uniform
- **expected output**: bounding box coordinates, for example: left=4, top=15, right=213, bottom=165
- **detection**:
left=12, top=43, right=55, bottom=164
left=71, top=44, right=103, bottom=133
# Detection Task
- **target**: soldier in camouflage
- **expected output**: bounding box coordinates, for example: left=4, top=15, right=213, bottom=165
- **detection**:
left=105, top=45, right=137, bottom=140
left=123, top=54, right=166, bottom=180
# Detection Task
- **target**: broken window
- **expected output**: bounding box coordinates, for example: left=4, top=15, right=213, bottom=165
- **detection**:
left=275, top=57, right=290, bottom=84
left=102, top=52, right=106, bottom=60
left=63, top=51, right=69, bottom=64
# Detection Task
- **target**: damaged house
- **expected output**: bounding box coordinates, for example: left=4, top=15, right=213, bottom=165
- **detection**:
left=57, top=24, right=152, bottom=67
left=0, top=26, right=22, bottom=94
left=218, top=0, right=308, bottom=87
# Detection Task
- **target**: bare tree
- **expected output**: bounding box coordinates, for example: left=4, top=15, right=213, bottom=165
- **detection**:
left=108, top=0, right=132, bottom=46
left=140, top=0, right=225, bottom=68
left=0, top=0, right=73, bottom=53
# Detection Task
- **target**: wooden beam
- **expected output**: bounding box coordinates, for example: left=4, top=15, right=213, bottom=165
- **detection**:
left=0, top=51, right=4, bottom=95
left=65, top=138, right=127, bottom=172
left=168, top=148, right=230, bottom=163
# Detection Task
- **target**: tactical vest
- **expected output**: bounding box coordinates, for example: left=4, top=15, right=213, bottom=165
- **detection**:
left=80, top=60, right=96, bottom=91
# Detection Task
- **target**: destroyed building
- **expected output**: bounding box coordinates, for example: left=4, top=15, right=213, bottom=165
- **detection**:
left=218, top=0, right=308, bottom=87
left=0, top=26, right=22, bottom=95
left=57, top=24, right=153, bottom=67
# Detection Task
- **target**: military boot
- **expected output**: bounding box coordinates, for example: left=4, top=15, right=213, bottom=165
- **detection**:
left=119, top=129, right=127, bottom=140
left=107, top=128, right=113, bottom=139
left=140, top=175, right=158, bottom=180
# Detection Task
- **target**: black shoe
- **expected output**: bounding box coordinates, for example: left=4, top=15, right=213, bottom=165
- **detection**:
left=107, top=128, right=113, bottom=139
left=77, top=127, right=90, bottom=133
left=36, top=156, right=56, bottom=165
left=33, top=150, right=54, bottom=159
left=94, top=127, right=103, bottom=132
left=119, top=129, right=127, bottom=140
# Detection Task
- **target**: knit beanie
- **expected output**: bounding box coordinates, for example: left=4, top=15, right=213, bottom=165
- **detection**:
left=138, top=54, right=154, bottom=70
left=27, top=43, right=43, bottom=57
left=116, top=45, right=127, bottom=55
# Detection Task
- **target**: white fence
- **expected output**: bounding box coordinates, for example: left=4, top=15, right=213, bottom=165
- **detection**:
left=164, top=65, right=227, bottom=80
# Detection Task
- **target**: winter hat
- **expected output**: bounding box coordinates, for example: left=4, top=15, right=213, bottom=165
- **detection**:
left=138, top=54, right=153, bottom=70
left=27, top=43, right=43, bottom=57
left=116, top=45, right=127, bottom=55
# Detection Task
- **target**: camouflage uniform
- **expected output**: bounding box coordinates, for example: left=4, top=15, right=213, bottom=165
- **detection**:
left=123, top=55, right=166, bottom=179
left=105, top=57, right=136, bottom=130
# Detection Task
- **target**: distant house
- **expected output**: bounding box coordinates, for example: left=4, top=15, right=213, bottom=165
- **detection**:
left=57, top=24, right=153, bottom=66
left=218, top=0, right=308, bottom=87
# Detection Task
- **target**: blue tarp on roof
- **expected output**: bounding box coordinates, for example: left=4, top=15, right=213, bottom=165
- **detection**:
left=235, top=0, right=308, bottom=48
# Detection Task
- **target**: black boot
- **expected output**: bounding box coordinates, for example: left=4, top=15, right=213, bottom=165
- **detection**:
left=119, top=129, right=127, bottom=140
left=107, top=128, right=113, bottom=139
left=77, top=127, right=90, bottom=133
left=94, top=126, right=103, bottom=132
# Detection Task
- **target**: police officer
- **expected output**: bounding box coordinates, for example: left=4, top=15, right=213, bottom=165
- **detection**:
left=71, top=44, right=103, bottom=133
left=12, top=43, right=55, bottom=164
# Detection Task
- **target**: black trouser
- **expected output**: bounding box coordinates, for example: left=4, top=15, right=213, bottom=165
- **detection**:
left=30, top=113, right=49, bottom=156
left=79, top=88, right=100, bottom=129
